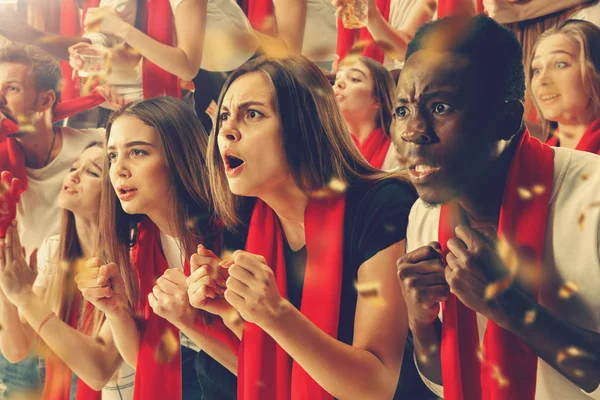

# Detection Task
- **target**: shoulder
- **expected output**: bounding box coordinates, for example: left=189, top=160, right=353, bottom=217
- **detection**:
left=60, top=126, right=105, bottom=144
left=349, top=177, right=416, bottom=211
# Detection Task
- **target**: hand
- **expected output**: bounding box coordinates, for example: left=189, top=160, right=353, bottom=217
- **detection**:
left=445, top=225, right=513, bottom=330
left=148, top=268, right=197, bottom=328
left=0, top=172, right=25, bottom=238
left=187, top=245, right=231, bottom=317
left=0, top=221, right=37, bottom=306
left=222, top=251, right=286, bottom=328
left=332, top=0, right=379, bottom=21
left=68, top=42, right=91, bottom=79
left=94, top=85, right=130, bottom=109
left=76, top=258, right=129, bottom=317
left=84, top=8, right=128, bottom=39
left=397, top=242, right=449, bottom=327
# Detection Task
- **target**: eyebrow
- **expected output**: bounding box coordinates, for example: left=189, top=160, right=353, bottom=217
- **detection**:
left=106, top=141, right=154, bottom=150
left=92, top=161, right=102, bottom=170
left=221, top=100, right=267, bottom=112
left=347, top=68, right=368, bottom=78
left=532, top=50, right=574, bottom=60
left=396, top=90, right=458, bottom=105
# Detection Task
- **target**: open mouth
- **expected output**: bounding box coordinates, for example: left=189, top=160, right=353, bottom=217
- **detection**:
left=539, top=94, right=560, bottom=102
left=409, top=163, right=441, bottom=183
left=63, top=185, right=77, bottom=194
left=223, top=152, right=245, bottom=177
left=116, top=185, right=137, bottom=200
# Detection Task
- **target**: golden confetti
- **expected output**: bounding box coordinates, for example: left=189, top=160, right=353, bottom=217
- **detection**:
left=485, top=236, right=519, bottom=300
left=558, top=281, right=579, bottom=299
left=354, top=281, right=385, bottom=306
left=417, top=343, right=439, bottom=365
left=556, top=346, right=594, bottom=366
left=311, top=178, right=349, bottom=198
left=484, top=276, right=513, bottom=300
left=491, top=365, right=510, bottom=387
left=517, top=187, right=533, bottom=200
left=524, top=309, right=537, bottom=325
left=578, top=213, right=585, bottom=230
left=155, top=329, right=179, bottom=364
left=531, top=184, right=546, bottom=195
left=581, top=173, right=590, bottom=181
left=383, top=223, right=397, bottom=233
left=588, top=201, right=600, bottom=209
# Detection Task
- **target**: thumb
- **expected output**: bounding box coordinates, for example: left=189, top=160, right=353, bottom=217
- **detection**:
left=196, top=244, right=219, bottom=260
left=29, top=248, right=38, bottom=276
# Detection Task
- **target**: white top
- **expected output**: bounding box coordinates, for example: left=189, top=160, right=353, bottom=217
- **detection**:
left=16, top=127, right=105, bottom=258
left=159, top=231, right=202, bottom=353
left=170, top=0, right=258, bottom=72
left=384, top=0, right=420, bottom=70
left=83, top=0, right=143, bottom=105
left=34, top=235, right=135, bottom=400
left=406, top=147, right=600, bottom=399
left=570, top=1, right=600, bottom=27
left=381, top=141, right=399, bottom=171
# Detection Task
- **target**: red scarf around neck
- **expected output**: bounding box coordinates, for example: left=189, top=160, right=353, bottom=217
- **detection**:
left=60, top=0, right=181, bottom=101
left=352, top=127, right=391, bottom=169
left=438, top=129, right=553, bottom=400
left=42, top=299, right=101, bottom=400
left=132, top=217, right=239, bottom=400
left=238, top=196, right=346, bottom=400
left=546, top=119, right=600, bottom=155
left=336, top=0, right=391, bottom=64
left=0, top=91, right=106, bottom=192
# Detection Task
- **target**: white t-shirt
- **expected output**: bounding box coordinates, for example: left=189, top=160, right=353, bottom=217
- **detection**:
left=83, top=0, right=143, bottom=104
left=170, top=0, right=258, bottom=72
left=406, top=147, right=600, bottom=399
left=570, top=1, right=600, bottom=27
left=16, top=127, right=105, bottom=258
left=159, top=231, right=202, bottom=353
left=34, top=235, right=136, bottom=400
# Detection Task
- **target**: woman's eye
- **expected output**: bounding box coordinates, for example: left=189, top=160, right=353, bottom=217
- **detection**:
left=87, top=170, right=100, bottom=177
left=219, top=113, right=230, bottom=121
left=555, top=61, right=568, bottom=69
left=432, top=103, right=453, bottom=114
left=8, top=86, right=19, bottom=92
left=394, top=106, right=409, bottom=118
left=246, top=109, right=263, bottom=119
left=350, top=77, right=361, bottom=83
left=69, top=167, right=77, bottom=172
left=107, top=152, right=117, bottom=162
left=131, top=149, right=144, bottom=157
left=532, top=67, right=541, bottom=76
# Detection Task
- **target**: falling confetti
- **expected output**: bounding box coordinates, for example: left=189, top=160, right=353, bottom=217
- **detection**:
left=524, top=309, right=537, bottom=326
left=558, top=281, right=579, bottom=299
left=517, top=187, right=533, bottom=200
left=417, top=343, right=439, bottom=365
left=354, top=281, right=385, bottom=306
left=485, top=236, right=519, bottom=300
left=581, top=173, right=590, bottom=181
left=383, top=223, right=397, bottom=233
left=578, top=213, right=585, bottom=231
left=556, top=346, right=595, bottom=378
left=155, top=329, right=179, bottom=364
left=311, top=178, right=349, bottom=198
left=531, top=184, right=546, bottom=195
left=491, top=365, right=510, bottom=387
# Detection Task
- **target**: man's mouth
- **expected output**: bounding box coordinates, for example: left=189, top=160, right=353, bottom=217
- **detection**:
left=409, top=163, right=441, bottom=183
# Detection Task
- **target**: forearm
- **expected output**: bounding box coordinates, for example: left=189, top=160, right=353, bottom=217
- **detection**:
left=500, top=288, right=600, bottom=393
left=274, top=0, right=307, bottom=53
left=106, top=309, right=140, bottom=368
left=177, top=319, right=238, bottom=375
left=410, top=318, right=443, bottom=385
left=263, top=302, right=397, bottom=400
left=492, top=0, right=588, bottom=23
left=0, top=299, right=33, bottom=362
left=366, top=11, right=411, bottom=61
left=3, top=26, right=90, bottom=60
left=17, top=293, right=120, bottom=389
left=121, top=24, right=200, bottom=81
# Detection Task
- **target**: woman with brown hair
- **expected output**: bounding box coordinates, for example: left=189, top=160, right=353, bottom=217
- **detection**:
left=0, top=142, right=134, bottom=400
left=187, top=55, right=414, bottom=399
left=334, top=55, right=399, bottom=170
left=75, top=97, right=239, bottom=400
left=529, top=19, right=600, bottom=153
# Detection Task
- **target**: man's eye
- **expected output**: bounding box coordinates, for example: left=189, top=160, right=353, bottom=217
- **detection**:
left=394, top=106, right=409, bottom=118
left=432, top=103, right=453, bottom=114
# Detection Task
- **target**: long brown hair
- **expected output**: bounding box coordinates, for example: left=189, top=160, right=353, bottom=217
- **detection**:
left=41, top=142, right=104, bottom=335
left=347, top=56, right=396, bottom=137
left=99, top=97, right=214, bottom=307
left=528, top=19, right=600, bottom=140
left=208, top=55, right=408, bottom=228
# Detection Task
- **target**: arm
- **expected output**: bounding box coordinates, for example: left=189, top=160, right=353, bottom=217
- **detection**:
left=484, top=0, right=589, bottom=23
left=88, top=0, right=208, bottom=80
left=0, top=288, right=35, bottom=362
left=447, top=225, right=600, bottom=393
left=77, top=259, right=141, bottom=368
left=14, top=291, right=123, bottom=390
left=274, top=0, right=307, bottom=53
left=226, top=243, right=408, bottom=399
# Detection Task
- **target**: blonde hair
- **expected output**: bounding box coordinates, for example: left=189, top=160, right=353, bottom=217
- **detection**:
left=528, top=19, right=600, bottom=140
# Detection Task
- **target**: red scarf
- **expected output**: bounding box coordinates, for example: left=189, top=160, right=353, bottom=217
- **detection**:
left=546, top=119, right=600, bottom=155
left=132, top=217, right=239, bottom=400
left=0, top=91, right=107, bottom=192
left=336, top=0, right=391, bottom=64
left=438, top=129, right=553, bottom=400
left=438, top=0, right=484, bottom=17
left=60, top=0, right=181, bottom=101
left=42, top=299, right=101, bottom=400
left=352, top=128, right=391, bottom=169
left=241, top=0, right=274, bottom=33
left=238, top=197, right=346, bottom=400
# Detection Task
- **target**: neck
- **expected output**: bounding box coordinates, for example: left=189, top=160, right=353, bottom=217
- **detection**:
left=73, top=214, right=99, bottom=259
left=344, top=115, right=378, bottom=145
left=556, top=114, right=595, bottom=149
left=457, top=137, right=519, bottom=232
left=17, top=116, right=60, bottom=169
left=261, top=179, right=310, bottom=251
left=148, top=199, right=179, bottom=238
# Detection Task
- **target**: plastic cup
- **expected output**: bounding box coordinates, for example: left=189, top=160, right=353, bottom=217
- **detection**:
left=74, top=44, right=108, bottom=78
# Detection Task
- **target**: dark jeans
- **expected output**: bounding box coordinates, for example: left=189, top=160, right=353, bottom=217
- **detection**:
left=182, top=346, right=203, bottom=400
left=0, top=353, right=44, bottom=399
left=194, top=351, right=236, bottom=400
